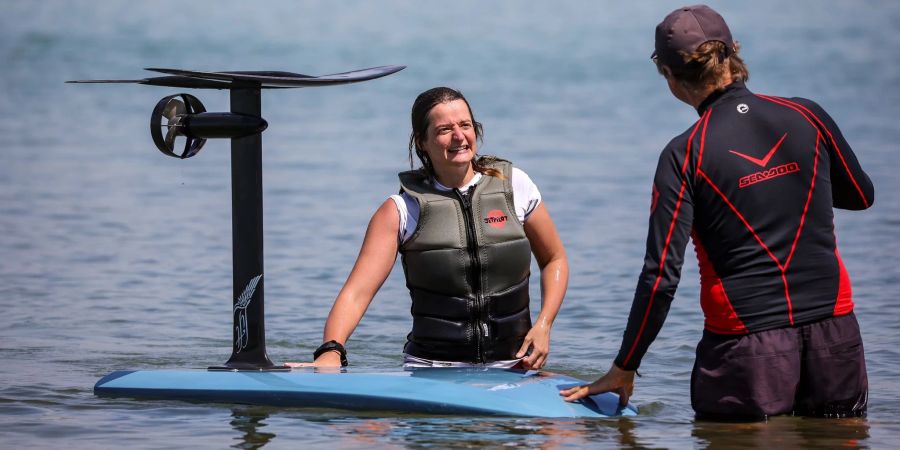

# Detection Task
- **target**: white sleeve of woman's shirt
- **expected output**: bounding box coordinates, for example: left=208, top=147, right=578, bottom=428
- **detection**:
left=511, top=167, right=542, bottom=222
left=390, top=167, right=541, bottom=244
left=390, top=193, right=418, bottom=244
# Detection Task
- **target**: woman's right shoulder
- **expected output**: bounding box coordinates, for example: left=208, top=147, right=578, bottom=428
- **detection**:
left=388, top=192, right=419, bottom=243
left=380, top=196, right=402, bottom=216
left=365, top=198, right=401, bottom=238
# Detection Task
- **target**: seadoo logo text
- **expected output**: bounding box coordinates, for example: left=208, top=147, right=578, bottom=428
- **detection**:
left=730, top=132, right=799, bottom=188
left=739, top=162, right=800, bottom=188
left=484, top=209, right=508, bottom=228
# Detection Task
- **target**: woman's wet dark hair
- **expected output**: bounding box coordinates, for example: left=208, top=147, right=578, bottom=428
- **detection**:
left=408, top=87, right=502, bottom=179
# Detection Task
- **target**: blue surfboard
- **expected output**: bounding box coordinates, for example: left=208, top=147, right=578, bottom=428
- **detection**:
left=94, top=368, right=637, bottom=418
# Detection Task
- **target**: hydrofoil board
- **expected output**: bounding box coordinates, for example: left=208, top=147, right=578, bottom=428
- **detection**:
left=95, top=368, right=637, bottom=418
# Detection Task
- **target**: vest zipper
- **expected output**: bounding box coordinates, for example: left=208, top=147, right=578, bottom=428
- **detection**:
left=455, top=185, right=487, bottom=363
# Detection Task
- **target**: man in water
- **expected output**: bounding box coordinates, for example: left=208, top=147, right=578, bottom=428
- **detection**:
left=562, top=4, right=874, bottom=419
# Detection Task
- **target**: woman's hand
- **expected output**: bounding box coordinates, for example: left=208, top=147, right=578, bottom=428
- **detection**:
left=517, top=320, right=551, bottom=369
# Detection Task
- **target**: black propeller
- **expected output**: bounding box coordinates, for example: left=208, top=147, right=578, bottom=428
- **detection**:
left=150, top=93, right=269, bottom=159
left=150, top=93, right=207, bottom=158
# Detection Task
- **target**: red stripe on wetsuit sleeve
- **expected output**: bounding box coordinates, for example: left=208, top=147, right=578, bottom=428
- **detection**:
left=621, top=111, right=709, bottom=367
left=757, top=94, right=870, bottom=208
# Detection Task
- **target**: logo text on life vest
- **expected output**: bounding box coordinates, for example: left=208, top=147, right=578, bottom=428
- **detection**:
left=484, top=209, right=508, bottom=228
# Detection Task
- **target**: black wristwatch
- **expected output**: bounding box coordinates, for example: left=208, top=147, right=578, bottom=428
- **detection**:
left=314, top=340, right=348, bottom=367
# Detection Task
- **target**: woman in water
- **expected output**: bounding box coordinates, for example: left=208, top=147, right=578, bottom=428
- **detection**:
left=289, top=87, right=567, bottom=369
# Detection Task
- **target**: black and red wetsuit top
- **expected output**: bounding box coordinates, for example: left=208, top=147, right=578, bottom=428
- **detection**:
left=615, top=81, right=874, bottom=371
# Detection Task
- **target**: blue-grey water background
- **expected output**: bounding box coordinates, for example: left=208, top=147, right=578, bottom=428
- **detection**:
left=2, top=0, right=898, bottom=448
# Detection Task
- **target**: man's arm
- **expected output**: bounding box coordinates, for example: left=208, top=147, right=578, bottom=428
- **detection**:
left=615, top=137, right=695, bottom=371
left=792, top=98, right=874, bottom=210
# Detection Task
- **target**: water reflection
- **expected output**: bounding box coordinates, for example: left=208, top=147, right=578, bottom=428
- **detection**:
left=308, top=413, right=873, bottom=448
left=230, top=407, right=276, bottom=450
left=691, top=416, right=870, bottom=449
left=215, top=404, right=874, bottom=449
left=322, top=416, right=654, bottom=449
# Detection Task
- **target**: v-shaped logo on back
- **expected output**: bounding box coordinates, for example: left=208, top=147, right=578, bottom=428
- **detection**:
left=729, top=133, right=788, bottom=167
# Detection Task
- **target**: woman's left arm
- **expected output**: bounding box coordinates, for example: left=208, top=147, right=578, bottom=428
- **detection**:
left=517, top=202, right=568, bottom=369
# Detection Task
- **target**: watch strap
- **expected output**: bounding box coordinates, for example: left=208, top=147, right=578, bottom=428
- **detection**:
left=313, top=340, right=348, bottom=367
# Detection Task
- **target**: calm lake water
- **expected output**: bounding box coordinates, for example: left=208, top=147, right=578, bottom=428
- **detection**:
left=2, top=1, right=899, bottom=448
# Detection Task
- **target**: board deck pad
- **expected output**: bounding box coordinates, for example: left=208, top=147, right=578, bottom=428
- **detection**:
left=95, top=368, right=637, bottom=418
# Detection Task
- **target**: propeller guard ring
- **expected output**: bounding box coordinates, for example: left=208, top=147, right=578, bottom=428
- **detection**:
left=150, top=93, right=207, bottom=159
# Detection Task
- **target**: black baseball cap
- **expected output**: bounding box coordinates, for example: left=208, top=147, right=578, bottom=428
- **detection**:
left=652, top=5, right=734, bottom=68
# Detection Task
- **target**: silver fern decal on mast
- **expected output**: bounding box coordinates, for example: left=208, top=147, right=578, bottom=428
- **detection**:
left=234, top=274, right=262, bottom=353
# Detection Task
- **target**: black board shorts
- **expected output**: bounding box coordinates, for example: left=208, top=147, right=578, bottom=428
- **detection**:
left=691, top=313, right=867, bottom=420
